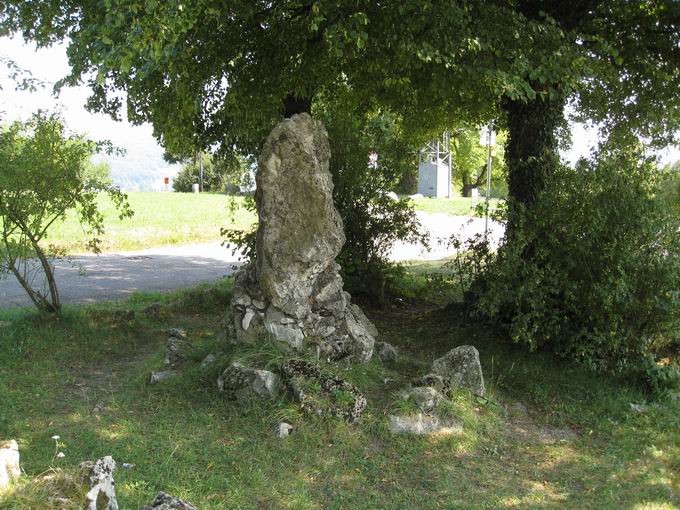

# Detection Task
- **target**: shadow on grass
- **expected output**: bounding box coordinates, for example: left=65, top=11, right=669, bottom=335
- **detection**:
left=0, top=278, right=678, bottom=509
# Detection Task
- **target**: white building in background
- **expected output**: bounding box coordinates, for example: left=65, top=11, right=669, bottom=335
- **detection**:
left=417, top=133, right=452, bottom=198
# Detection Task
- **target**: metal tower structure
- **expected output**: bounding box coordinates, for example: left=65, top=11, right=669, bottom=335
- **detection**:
left=418, top=132, right=452, bottom=198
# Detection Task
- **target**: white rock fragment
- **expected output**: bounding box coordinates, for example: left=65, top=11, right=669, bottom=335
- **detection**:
left=164, top=335, right=191, bottom=367
left=629, top=403, right=648, bottom=413
left=400, top=387, right=443, bottom=412
left=241, top=309, right=256, bottom=331
left=375, top=341, right=398, bottom=363
left=149, top=370, right=178, bottom=385
left=388, top=414, right=463, bottom=436
left=0, top=440, right=20, bottom=489
left=274, top=422, right=294, bottom=439
left=81, top=456, right=118, bottom=510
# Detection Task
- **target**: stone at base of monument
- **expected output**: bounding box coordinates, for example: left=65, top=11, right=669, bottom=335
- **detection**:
left=217, top=363, right=280, bottom=401
left=279, top=359, right=367, bottom=422
left=199, top=353, right=217, bottom=368
left=431, top=345, right=486, bottom=396
left=399, top=386, right=443, bottom=412
left=80, top=456, right=118, bottom=510
left=412, top=373, right=447, bottom=393
left=0, top=440, right=20, bottom=490
left=388, top=414, right=463, bottom=436
left=141, top=491, right=197, bottom=510
left=375, top=341, right=398, bottom=363
left=149, top=370, right=178, bottom=385
left=164, top=336, right=191, bottom=367
left=231, top=266, right=377, bottom=364
left=228, top=113, right=377, bottom=364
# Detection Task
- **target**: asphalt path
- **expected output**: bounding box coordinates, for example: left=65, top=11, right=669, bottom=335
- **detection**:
left=0, top=213, right=504, bottom=309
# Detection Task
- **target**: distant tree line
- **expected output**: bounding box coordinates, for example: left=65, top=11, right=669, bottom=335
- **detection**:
left=170, top=153, right=249, bottom=194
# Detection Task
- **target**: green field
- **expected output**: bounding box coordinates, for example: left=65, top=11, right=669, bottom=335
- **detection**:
left=409, top=196, right=502, bottom=216
left=47, top=192, right=256, bottom=253
left=44, top=193, right=496, bottom=254
left=0, top=272, right=677, bottom=509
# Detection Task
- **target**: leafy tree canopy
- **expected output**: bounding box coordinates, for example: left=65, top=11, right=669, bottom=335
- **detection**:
left=2, top=1, right=677, bottom=205
left=0, top=1, right=576, bottom=155
left=172, top=152, right=247, bottom=193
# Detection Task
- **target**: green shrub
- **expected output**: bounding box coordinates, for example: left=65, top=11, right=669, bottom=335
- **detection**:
left=317, top=90, right=427, bottom=305
left=658, top=161, right=680, bottom=216
left=0, top=112, right=132, bottom=314
left=472, top=150, right=680, bottom=375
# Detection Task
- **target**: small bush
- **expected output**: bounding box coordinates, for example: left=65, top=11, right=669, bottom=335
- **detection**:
left=317, top=89, right=427, bottom=305
left=471, top=150, right=680, bottom=375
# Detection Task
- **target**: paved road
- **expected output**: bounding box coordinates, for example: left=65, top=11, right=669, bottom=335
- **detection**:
left=390, top=212, right=504, bottom=262
left=0, top=213, right=504, bottom=309
left=0, top=244, right=244, bottom=309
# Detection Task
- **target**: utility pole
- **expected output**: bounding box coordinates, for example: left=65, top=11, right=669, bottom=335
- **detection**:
left=199, top=152, right=204, bottom=192
left=484, top=121, right=494, bottom=235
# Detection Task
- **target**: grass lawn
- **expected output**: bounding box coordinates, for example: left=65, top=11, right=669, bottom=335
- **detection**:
left=409, top=196, right=501, bottom=217
left=0, top=269, right=677, bottom=509
left=40, top=193, right=496, bottom=255
left=45, top=192, right=256, bottom=254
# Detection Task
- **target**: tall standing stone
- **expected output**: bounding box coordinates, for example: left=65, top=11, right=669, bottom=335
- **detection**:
left=229, top=113, right=376, bottom=362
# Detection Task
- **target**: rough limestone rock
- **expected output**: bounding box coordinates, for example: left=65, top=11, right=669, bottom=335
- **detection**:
left=274, top=422, right=294, bottom=439
left=0, top=440, right=20, bottom=489
left=149, top=370, right=178, bottom=385
left=167, top=328, right=188, bottom=340
left=400, top=387, right=443, bottom=412
left=348, top=303, right=379, bottom=338
left=199, top=353, right=217, bottom=368
left=141, top=492, right=197, bottom=510
left=388, top=414, right=463, bottom=436
left=279, top=359, right=367, bottom=422
left=432, top=345, right=486, bottom=396
left=217, top=363, right=280, bottom=401
left=229, top=114, right=376, bottom=363
left=375, top=341, right=398, bottom=363
left=80, top=456, right=118, bottom=510
left=164, top=336, right=191, bottom=367
left=256, top=113, right=344, bottom=318
left=412, top=373, right=447, bottom=393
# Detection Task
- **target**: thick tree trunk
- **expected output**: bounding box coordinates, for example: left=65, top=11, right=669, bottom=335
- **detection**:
left=503, top=93, right=564, bottom=228
left=284, top=95, right=312, bottom=118
left=461, top=165, right=486, bottom=198
left=31, top=240, right=61, bottom=313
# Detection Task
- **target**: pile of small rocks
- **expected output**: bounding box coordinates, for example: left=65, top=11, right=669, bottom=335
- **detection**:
left=149, top=328, right=192, bottom=385
left=388, top=345, right=485, bottom=435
